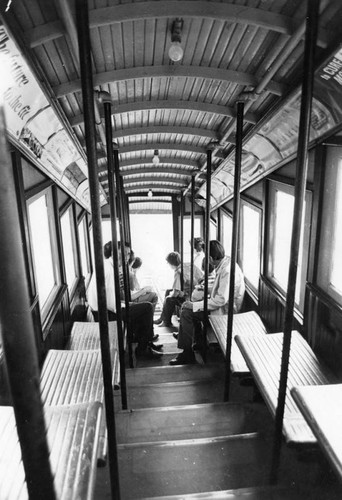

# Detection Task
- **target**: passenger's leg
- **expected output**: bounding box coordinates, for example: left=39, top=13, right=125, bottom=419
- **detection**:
left=162, top=295, right=179, bottom=325
left=129, top=302, right=163, bottom=357
left=169, top=303, right=199, bottom=365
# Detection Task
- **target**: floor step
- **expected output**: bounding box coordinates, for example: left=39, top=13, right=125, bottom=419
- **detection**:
left=125, top=363, right=225, bottom=386
left=141, top=484, right=303, bottom=500
left=115, top=402, right=272, bottom=444
left=118, top=433, right=271, bottom=499
left=116, top=378, right=226, bottom=409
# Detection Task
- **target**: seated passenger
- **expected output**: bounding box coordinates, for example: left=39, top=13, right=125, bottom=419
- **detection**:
left=190, top=258, right=216, bottom=302
left=87, top=241, right=163, bottom=358
left=129, top=255, right=158, bottom=311
left=154, top=251, right=203, bottom=328
left=169, top=240, right=245, bottom=365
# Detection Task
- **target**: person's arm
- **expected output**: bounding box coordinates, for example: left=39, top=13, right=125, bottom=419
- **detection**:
left=192, top=265, right=229, bottom=313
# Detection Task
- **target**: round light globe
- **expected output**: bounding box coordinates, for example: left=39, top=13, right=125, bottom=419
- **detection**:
left=168, top=42, right=183, bottom=62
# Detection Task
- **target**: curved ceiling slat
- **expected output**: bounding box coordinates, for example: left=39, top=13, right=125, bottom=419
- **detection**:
left=96, top=143, right=225, bottom=159
left=70, top=100, right=257, bottom=127
left=100, top=166, right=194, bottom=178
left=112, top=125, right=218, bottom=141
left=53, top=66, right=286, bottom=98
left=26, top=2, right=328, bottom=48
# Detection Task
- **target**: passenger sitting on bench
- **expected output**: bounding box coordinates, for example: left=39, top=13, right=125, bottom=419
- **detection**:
left=129, top=254, right=158, bottom=312
left=169, top=240, right=245, bottom=365
left=193, top=236, right=205, bottom=271
left=154, top=251, right=203, bottom=328
left=87, top=241, right=163, bottom=358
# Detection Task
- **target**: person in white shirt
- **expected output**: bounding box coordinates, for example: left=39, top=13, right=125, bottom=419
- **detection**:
left=169, top=240, right=245, bottom=365
left=128, top=256, right=158, bottom=312
left=154, top=251, right=203, bottom=327
left=87, top=241, right=163, bottom=358
left=192, top=236, right=205, bottom=271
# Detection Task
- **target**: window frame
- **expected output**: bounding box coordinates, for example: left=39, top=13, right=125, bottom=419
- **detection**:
left=26, top=187, right=61, bottom=321
left=239, top=197, right=262, bottom=298
left=266, top=179, right=312, bottom=312
left=60, top=202, right=79, bottom=297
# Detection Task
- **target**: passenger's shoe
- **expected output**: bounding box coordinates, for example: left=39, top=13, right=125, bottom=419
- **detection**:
left=136, top=346, right=163, bottom=358
left=173, top=333, right=178, bottom=340
left=153, top=318, right=163, bottom=325
left=169, top=351, right=196, bottom=365
left=149, top=342, right=163, bottom=351
left=152, top=333, right=159, bottom=341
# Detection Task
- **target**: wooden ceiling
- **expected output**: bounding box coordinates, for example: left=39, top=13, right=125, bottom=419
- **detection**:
left=1, top=0, right=342, bottom=207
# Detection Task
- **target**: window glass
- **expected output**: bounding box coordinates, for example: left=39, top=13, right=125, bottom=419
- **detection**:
left=210, top=219, right=217, bottom=240
left=183, top=217, right=202, bottom=261
left=28, top=194, right=56, bottom=308
left=78, top=218, right=90, bottom=278
left=241, top=203, right=261, bottom=290
left=222, top=212, right=232, bottom=256
left=330, top=168, right=342, bottom=292
left=267, top=182, right=310, bottom=309
left=61, top=207, right=77, bottom=289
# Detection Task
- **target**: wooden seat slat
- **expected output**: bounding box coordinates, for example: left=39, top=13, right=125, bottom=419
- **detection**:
left=0, top=402, right=102, bottom=500
left=235, top=331, right=337, bottom=445
left=41, top=349, right=119, bottom=463
left=66, top=321, right=119, bottom=351
left=291, top=384, right=342, bottom=479
left=209, top=311, right=267, bottom=375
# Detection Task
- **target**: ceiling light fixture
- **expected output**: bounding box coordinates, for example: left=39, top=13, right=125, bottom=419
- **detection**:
left=152, top=149, right=160, bottom=165
left=147, top=189, right=153, bottom=198
left=168, top=18, right=184, bottom=62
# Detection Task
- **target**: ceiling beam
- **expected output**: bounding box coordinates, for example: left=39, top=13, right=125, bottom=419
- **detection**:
left=112, top=125, right=218, bottom=141
left=70, top=100, right=258, bottom=127
left=102, top=176, right=188, bottom=187
left=94, top=142, right=226, bottom=159
left=100, top=166, right=194, bottom=178
left=25, top=2, right=328, bottom=48
left=53, top=65, right=286, bottom=98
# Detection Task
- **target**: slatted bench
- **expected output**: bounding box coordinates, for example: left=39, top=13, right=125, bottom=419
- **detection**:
left=40, top=349, right=119, bottom=464
left=66, top=321, right=120, bottom=351
left=235, top=331, right=337, bottom=446
left=292, top=383, right=342, bottom=480
left=209, top=311, right=267, bottom=375
left=0, top=402, right=102, bottom=499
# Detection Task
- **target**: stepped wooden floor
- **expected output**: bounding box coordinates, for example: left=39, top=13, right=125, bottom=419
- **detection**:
left=94, top=320, right=342, bottom=499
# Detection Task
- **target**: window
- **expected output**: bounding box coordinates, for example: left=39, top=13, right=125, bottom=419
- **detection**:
left=60, top=206, right=77, bottom=291
left=267, top=181, right=311, bottom=310
left=78, top=217, right=90, bottom=280
left=210, top=219, right=217, bottom=240
left=221, top=211, right=232, bottom=256
left=28, top=191, right=57, bottom=310
left=318, top=150, right=342, bottom=303
left=240, top=201, right=261, bottom=291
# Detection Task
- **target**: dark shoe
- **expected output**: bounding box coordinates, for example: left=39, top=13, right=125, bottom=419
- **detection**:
left=173, top=333, right=178, bottom=340
left=153, top=318, right=163, bottom=325
left=136, top=346, right=163, bottom=358
left=169, top=351, right=196, bottom=365
left=149, top=342, right=163, bottom=351
left=152, top=334, right=159, bottom=341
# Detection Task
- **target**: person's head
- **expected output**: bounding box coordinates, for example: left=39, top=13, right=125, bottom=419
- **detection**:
left=166, top=251, right=181, bottom=268
left=117, top=241, right=131, bottom=263
left=132, top=256, right=142, bottom=271
left=193, top=237, right=204, bottom=253
left=103, top=241, right=112, bottom=259
left=209, top=240, right=225, bottom=267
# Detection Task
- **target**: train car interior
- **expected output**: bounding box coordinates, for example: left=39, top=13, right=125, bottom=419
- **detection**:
left=1, top=0, right=342, bottom=499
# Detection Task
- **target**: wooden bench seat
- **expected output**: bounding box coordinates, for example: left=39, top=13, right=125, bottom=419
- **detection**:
left=292, top=383, right=342, bottom=480
left=209, top=311, right=267, bottom=375
left=66, top=321, right=119, bottom=351
left=235, top=331, right=337, bottom=446
left=40, top=349, right=119, bottom=463
left=0, top=402, right=102, bottom=499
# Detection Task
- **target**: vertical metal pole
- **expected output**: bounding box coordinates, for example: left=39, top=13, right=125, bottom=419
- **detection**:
left=270, top=0, right=320, bottom=483
left=0, top=105, right=56, bottom=500
left=102, top=96, right=128, bottom=410
left=190, top=176, right=195, bottom=294
left=114, top=150, right=133, bottom=367
left=203, top=148, right=212, bottom=361
left=76, top=2, right=120, bottom=498
left=180, top=193, right=184, bottom=292
left=224, top=101, right=244, bottom=402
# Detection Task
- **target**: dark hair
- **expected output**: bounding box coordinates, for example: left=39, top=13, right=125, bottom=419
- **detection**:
left=209, top=240, right=225, bottom=261
left=166, top=251, right=181, bottom=267
left=193, top=237, right=204, bottom=252
left=132, top=257, right=142, bottom=269
left=202, top=257, right=215, bottom=274
left=128, top=249, right=135, bottom=265
left=103, top=241, right=112, bottom=259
